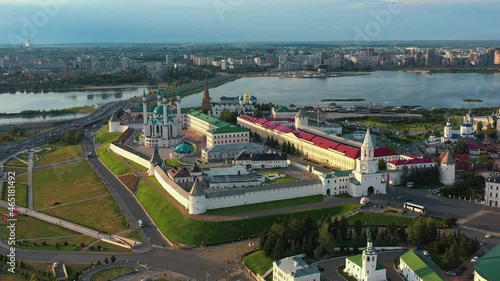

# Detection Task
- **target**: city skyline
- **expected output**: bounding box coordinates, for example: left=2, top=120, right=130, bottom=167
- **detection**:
left=1, top=0, right=500, bottom=45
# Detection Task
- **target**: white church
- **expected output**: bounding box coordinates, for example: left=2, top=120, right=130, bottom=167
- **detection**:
left=344, top=237, right=387, bottom=281
left=109, top=89, right=184, bottom=148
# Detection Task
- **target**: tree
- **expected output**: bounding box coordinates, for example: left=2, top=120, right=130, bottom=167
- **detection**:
left=252, top=108, right=263, bottom=118
left=110, top=255, right=116, bottom=263
left=219, top=109, right=237, bottom=124
left=354, top=219, right=363, bottom=240
left=318, top=221, right=334, bottom=254
left=378, top=159, right=386, bottom=171
left=104, top=258, right=109, bottom=264
left=476, top=121, right=483, bottom=132
left=272, top=238, right=286, bottom=260
left=444, top=216, right=458, bottom=228
left=455, top=140, right=467, bottom=154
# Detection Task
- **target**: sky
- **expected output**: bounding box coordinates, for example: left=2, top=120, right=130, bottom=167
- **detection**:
left=1, top=0, right=499, bottom=45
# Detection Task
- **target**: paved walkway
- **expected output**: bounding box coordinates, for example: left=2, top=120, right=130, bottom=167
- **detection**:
left=33, top=157, right=85, bottom=171
left=458, top=210, right=489, bottom=224
left=0, top=201, right=140, bottom=250
left=77, top=261, right=189, bottom=281
left=27, top=152, right=34, bottom=209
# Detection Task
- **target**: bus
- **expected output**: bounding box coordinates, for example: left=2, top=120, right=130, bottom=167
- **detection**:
left=403, top=202, right=427, bottom=214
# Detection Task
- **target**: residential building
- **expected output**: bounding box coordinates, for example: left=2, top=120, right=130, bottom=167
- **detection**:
left=344, top=237, right=386, bottom=281
left=234, top=152, right=288, bottom=169
left=201, top=142, right=266, bottom=163
left=273, top=256, right=320, bottom=281
left=484, top=173, right=500, bottom=208
left=474, top=244, right=500, bottom=281
left=398, top=250, right=445, bottom=281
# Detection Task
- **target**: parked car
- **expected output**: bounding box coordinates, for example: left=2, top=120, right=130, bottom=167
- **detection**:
left=485, top=233, right=491, bottom=238
left=138, top=220, right=144, bottom=227
left=317, top=265, right=324, bottom=272
left=423, top=250, right=429, bottom=256
left=480, top=240, right=485, bottom=246
left=468, top=273, right=474, bottom=279
left=471, top=256, right=479, bottom=263
left=445, top=271, right=456, bottom=276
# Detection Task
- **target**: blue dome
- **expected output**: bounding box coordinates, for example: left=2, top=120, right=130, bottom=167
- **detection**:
left=239, top=95, right=244, bottom=101
left=175, top=143, right=195, bottom=154
left=250, top=96, right=257, bottom=100
left=461, top=123, right=472, bottom=127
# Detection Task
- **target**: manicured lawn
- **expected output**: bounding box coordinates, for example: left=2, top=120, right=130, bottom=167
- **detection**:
left=43, top=196, right=128, bottom=234
left=127, top=160, right=148, bottom=172
left=244, top=250, right=273, bottom=275
left=204, top=195, right=324, bottom=216
left=33, top=161, right=109, bottom=209
left=266, top=176, right=298, bottom=185
left=97, top=146, right=133, bottom=176
left=345, top=212, right=444, bottom=227
left=35, top=144, right=84, bottom=166
left=122, top=229, right=143, bottom=241
left=164, top=158, right=189, bottom=167
left=345, top=212, right=415, bottom=226
left=136, top=179, right=357, bottom=246
left=5, top=157, right=28, bottom=167
left=335, top=193, right=353, bottom=198
left=1, top=183, right=28, bottom=207
left=91, top=267, right=137, bottom=281
left=95, top=124, right=122, bottom=145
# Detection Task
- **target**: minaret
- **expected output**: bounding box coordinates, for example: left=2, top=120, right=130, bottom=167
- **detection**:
left=157, top=86, right=162, bottom=107
left=142, top=89, right=148, bottom=125
left=176, top=87, right=182, bottom=124
left=361, top=237, right=378, bottom=281
left=201, top=78, right=212, bottom=114
left=444, top=119, right=452, bottom=139
left=162, top=92, right=168, bottom=128
left=361, top=127, right=374, bottom=161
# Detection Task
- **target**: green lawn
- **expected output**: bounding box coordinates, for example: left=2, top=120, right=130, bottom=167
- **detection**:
left=43, top=196, right=128, bottom=234
left=127, top=159, right=148, bottom=172
left=244, top=250, right=273, bottom=275
left=204, top=195, right=324, bottom=216
left=5, top=157, right=28, bottom=167
left=95, top=124, right=122, bottom=145
left=345, top=212, right=444, bottom=227
left=265, top=176, right=298, bottom=185
left=164, top=158, right=189, bottom=167
left=1, top=183, right=28, bottom=207
left=33, top=161, right=109, bottom=209
left=136, top=179, right=357, bottom=246
left=35, top=144, right=84, bottom=166
left=91, top=267, right=137, bottom=281
left=97, top=146, right=133, bottom=176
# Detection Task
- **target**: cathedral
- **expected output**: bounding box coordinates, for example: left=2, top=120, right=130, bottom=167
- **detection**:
left=141, top=89, right=183, bottom=148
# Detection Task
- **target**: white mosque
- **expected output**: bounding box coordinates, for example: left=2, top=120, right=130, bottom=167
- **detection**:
left=109, top=89, right=183, bottom=148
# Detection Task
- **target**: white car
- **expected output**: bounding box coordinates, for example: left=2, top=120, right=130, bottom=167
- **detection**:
left=138, top=220, right=144, bottom=227
left=423, top=250, right=429, bottom=256
left=485, top=233, right=491, bottom=238
left=471, top=256, right=479, bottom=263
left=53, top=262, right=58, bottom=268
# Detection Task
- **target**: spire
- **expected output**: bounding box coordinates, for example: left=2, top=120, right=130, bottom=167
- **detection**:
left=441, top=149, right=455, bottom=165
left=363, top=127, right=374, bottom=148
left=150, top=146, right=163, bottom=166
left=189, top=178, right=205, bottom=196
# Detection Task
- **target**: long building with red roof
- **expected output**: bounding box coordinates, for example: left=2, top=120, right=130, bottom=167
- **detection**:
left=237, top=114, right=399, bottom=171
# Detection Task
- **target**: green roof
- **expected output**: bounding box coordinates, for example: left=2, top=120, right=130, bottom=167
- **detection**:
left=273, top=105, right=298, bottom=112
left=188, top=110, right=233, bottom=128
left=211, top=126, right=248, bottom=134
left=349, top=178, right=361, bottom=185
left=323, top=170, right=353, bottom=179
left=400, top=250, right=444, bottom=281
left=346, top=255, right=362, bottom=267
left=475, top=244, right=500, bottom=280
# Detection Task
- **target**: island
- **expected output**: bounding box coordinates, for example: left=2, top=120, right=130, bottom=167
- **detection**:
left=321, top=98, right=366, bottom=102
left=463, top=98, right=483, bottom=102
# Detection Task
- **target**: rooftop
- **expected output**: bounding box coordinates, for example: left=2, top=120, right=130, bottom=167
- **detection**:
left=210, top=126, right=248, bottom=134
left=188, top=110, right=233, bottom=128
left=475, top=244, right=500, bottom=280
left=274, top=257, right=320, bottom=278
left=204, top=142, right=264, bottom=153
left=399, top=250, right=444, bottom=281
left=235, top=152, right=287, bottom=162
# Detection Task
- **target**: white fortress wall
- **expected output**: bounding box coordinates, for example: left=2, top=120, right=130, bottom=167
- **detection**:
left=153, top=166, right=189, bottom=208
left=109, top=143, right=150, bottom=169
left=206, top=181, right=323, bottom=210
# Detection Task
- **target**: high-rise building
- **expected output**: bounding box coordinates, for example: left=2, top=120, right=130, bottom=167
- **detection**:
left=165, top=54, right=172, bottom=66
left=486, top=48, right=495, bottom=65
left=425, top=49, right=434, bottom=67
left=494, top=49, right=500, bottom=65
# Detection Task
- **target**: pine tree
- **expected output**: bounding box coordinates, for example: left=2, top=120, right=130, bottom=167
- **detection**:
left=110, top=255, right=116, bottom=263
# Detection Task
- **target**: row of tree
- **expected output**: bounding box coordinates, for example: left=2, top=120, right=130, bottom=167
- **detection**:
left=265, top=136, right=280, bottom=149
left=281, top=141, right=299, bottom=156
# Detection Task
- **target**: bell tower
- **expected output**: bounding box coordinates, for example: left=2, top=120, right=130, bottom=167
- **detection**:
left=357, top=127, right=377, bottom=174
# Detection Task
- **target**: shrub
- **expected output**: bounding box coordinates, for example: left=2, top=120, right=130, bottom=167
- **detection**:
left=96, top=244, right=102, bottom=250
left=64, top=241, right=68, bottom=246
left=42, top=241, right=46, bottom=246
left=80, top=243, right=85, bottom=247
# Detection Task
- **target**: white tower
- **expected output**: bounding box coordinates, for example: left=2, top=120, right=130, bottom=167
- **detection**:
left=162, top=92, right=168, bottom=130
left=188, top=179, right=207, bottom=215
left=156, top=87, right=162, bottom=107
left=443, top=119, right=452, bottom=139
left=295, top=109, right=308, bottom=129
left=176, top=88, right=182, bottom=125
left=108, top=114, right=120, bottom=132
left=361, top=237, right=378, bottom=281
left=357, top=128, right=377, bottom=174
left=440, top=149, right=455, bottom=185
left=142, top=90, right=150, bottom=136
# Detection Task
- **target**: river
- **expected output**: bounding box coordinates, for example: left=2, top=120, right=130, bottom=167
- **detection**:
left=0, top=72, right=499, bottom=116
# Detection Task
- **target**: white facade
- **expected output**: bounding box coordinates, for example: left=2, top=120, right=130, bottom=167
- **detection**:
left=344, top=238, right=386, bottom=281
left=211, top=91, right=258, bottom=118
left=399, top=250, right=444, bottom=281
left=207, top=130, right=250, bottom=147
left=273, top=257, right=320, bottom=281
left=484, top=175, right=500, bottom=208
